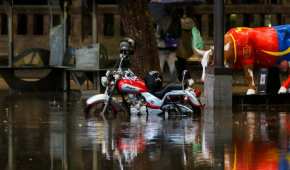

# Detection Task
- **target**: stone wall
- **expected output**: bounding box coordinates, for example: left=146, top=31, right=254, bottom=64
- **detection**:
left=0, top=2, right=290, bottom=63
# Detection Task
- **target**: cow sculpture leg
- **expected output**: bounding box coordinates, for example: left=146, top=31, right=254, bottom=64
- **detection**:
left=278, top=60, right=290, bottom=94
left=244, top=66, right=256, bottom=95
left=278, top=75, right=290, bottom=93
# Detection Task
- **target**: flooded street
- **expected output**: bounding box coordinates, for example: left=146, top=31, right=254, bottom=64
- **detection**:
left=0, top=92, right=289, bottom=170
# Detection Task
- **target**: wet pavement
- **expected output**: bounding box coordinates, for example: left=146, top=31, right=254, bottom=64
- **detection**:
left=0, top=92, right=290, bottom=170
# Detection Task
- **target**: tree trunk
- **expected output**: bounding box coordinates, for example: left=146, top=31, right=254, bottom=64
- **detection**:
left=118, top=0, right=160, bottom=76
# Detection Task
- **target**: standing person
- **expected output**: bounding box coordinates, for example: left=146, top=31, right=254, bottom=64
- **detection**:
left=156, top=9, right=181, bottom=82
left=176, top=15, right=204, bottom=81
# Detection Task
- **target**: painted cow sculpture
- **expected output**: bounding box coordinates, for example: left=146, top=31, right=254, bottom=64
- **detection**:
left=195, top=24, right=290, bottom=95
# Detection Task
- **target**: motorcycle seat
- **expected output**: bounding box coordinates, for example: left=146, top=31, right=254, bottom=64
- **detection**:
left=153, top=84, right=183, bottom=99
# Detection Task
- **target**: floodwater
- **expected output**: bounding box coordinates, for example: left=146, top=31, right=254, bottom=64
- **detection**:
left=0, top=92, right=289, bottom=170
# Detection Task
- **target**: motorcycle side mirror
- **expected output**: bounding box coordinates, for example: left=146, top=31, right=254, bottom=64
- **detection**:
left=182, top=70, right=189, bottom=81
left=182, top=70, right=188, bottom=77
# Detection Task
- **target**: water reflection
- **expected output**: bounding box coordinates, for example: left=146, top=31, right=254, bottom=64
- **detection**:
left=0, top=92, right=290, bottom=170
left=233, top=112, right=290, bottom=170
left=79, top=115, right=203, bottom=169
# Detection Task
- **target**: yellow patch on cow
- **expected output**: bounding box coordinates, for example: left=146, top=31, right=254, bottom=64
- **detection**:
left=229, top=33, right=237, bottom=64
left=262, top=47, right=290, bottom=56
left=235, top=27, right=252, bottom=32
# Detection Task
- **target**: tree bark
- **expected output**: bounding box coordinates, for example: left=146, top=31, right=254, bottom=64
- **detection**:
left=118, top=0, right=160, bottom=76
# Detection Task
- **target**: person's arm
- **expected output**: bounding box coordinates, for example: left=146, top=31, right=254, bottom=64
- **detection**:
left=191, top=27, right=204, bottom=50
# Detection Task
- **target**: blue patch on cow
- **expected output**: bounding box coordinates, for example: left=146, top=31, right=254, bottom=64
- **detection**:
left=273, top=25, right=290, bottom=64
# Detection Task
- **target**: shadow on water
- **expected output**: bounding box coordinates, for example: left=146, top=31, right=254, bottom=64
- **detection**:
left=0, top=92, right=290, bottom=170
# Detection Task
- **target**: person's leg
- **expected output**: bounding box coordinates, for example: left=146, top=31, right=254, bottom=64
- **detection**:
left=175, top=57, right=186, bottom=81
left=167, top=52, right=177, bottom=74
left=167, top=52, right=178, bottom=81
left=158, top=50, right=167, bottom=73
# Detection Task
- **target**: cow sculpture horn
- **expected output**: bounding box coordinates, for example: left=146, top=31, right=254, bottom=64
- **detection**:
left=194, top=48, right=207, bottom=56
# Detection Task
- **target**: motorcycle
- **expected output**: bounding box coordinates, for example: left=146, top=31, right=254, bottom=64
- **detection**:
left=84, top=38, right=203, bottom=119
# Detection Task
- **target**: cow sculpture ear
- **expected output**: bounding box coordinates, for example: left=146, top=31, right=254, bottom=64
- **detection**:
left=224, top=42, right=231, bottom=51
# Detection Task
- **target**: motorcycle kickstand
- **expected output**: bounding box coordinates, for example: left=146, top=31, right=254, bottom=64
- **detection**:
left=146, top=107, right=149, bottom=122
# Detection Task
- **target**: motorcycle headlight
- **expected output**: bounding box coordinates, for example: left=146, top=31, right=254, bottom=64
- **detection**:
left=101, top=76, right=108, bottom=87
left=114, top=74, right=120, bottom=80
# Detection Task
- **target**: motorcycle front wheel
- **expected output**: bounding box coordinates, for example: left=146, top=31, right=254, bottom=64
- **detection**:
left=84, top=100, right=129, bottom=120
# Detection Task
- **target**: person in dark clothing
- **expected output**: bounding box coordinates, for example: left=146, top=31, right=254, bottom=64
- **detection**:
left=176, top=15, right=204, bottom=81
left=155, top=9, right=182, bottom=82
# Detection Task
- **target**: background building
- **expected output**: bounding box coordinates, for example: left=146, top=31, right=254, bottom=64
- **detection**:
left=0, top=0, right=290, bottom=65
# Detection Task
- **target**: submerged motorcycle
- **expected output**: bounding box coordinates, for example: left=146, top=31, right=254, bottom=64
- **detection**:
left=85, top=38, right=203, bottom=118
